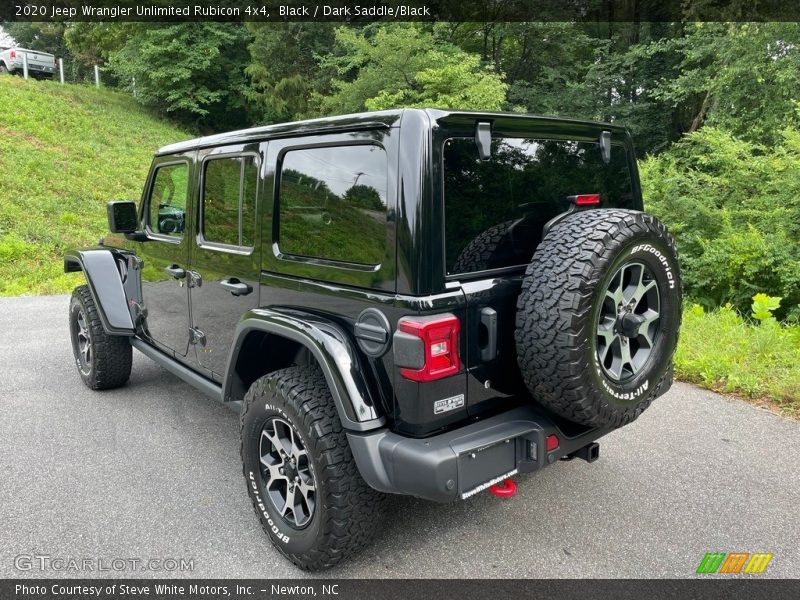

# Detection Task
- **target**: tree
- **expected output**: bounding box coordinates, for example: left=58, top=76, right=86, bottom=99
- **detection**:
left=108, top=23, right=252, bottom=131
left=318, top=24, right=507, bottom=114
left=343, top=184, right=383, bottom=210
left=650, top=22, right=800, bottom=146
left=246, top=22, right=335, bottom=124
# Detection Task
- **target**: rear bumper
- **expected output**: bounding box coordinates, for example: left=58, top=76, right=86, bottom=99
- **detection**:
left=347, top=405, right=611, bottom=502
left=11, top=62, right=55, bottom=73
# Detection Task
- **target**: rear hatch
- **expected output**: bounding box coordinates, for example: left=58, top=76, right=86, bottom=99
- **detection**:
left=432, top=113, right=643, bottom=417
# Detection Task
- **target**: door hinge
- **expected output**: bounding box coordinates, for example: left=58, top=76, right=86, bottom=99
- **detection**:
left=189, top=327, right=206, bottom=347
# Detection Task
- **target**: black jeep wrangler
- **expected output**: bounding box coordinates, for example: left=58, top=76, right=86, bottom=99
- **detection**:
left=65, top=109, right=681, bottom=570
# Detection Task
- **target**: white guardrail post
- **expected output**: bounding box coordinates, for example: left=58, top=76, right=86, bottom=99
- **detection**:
left=59, top=58, right=64, bottom=84
left=94, top=64, right=100, bottom=87
left=22, top=52, right=29, bottom=79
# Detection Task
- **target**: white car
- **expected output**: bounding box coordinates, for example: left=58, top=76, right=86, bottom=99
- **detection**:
left=0, top=46, right=56, bottom=78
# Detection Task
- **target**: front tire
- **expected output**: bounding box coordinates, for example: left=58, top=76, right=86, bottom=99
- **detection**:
left=69, top=285, right=132, bottom=390
left=240, top=366, right=384, bottom=571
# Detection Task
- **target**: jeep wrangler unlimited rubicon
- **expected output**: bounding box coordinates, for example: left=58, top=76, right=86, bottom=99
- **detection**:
left=65, top=109, right=681, bottom=570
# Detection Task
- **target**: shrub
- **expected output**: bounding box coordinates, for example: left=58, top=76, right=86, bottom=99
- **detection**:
left=641, top=127, right=800, bottom=320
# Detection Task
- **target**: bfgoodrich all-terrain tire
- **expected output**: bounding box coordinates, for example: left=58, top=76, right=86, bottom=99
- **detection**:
left=451, top=219, right=516, bottom=273
left=240, top=366, right=385, bottom=571
left=69, top=285, right=132, bottom=390
left=515, top=209, right=681, bottom=428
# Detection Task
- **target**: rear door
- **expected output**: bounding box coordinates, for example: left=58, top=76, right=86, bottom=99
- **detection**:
left=187, top=142, right=262, bottom=380
left=437, top=120, right=639, bottom=416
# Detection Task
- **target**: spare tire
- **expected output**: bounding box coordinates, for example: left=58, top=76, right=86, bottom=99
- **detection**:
left=451, top=220, right=517, bottom=274
left=515, top=209, right=681, bottom=428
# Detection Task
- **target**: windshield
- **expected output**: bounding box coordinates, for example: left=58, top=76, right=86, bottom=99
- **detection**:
left=443, top=137, right=635, bottom=275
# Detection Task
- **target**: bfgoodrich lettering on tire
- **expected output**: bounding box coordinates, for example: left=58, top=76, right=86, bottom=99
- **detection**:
left=515, top=209, right=681, bottom=428
left=240, top=366, right=385, bottom=571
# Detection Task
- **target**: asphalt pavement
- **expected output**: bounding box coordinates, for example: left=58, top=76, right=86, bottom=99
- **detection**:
left=1, top=294, right=798, bottom=578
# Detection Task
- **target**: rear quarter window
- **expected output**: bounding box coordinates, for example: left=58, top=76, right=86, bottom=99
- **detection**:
left=277, top=144, right=389, bottom=265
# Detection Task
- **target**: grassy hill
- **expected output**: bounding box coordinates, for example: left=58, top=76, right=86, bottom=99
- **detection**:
left=0, top=77, right=191, bottom=295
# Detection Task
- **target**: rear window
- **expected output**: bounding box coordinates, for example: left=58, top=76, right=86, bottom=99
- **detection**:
left=443, top=137, right=635, bottom=275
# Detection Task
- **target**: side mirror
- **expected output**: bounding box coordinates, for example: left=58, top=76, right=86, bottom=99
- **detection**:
left=107, top=200, right=138, bottom=233
left=475, top=121, right=492, bottom=161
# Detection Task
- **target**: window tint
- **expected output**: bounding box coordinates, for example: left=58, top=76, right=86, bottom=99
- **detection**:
left=202, top=156, right=258, bottom=248
left=444, top=137, right=634, bottom=275
left=148, top=163, right=189, bottom=238
left=278, top=145, right=388, bottom=265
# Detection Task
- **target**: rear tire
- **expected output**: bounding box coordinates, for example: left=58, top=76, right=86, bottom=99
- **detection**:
left=0, top=64, right=9, bottom=75
left=240, top=366, right=385, bottom=571
left=515, top=209, right=681, bottom=428
left=69, top=285, right=132, bottom=390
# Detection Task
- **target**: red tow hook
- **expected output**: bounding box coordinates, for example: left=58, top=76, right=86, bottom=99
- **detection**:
left=488, top=478, right=517, bottom=499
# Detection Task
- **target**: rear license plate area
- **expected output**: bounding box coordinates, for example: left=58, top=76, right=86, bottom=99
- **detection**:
left=458, top=439, right=516, bottom=498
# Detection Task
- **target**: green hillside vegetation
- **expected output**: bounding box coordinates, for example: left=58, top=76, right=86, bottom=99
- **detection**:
left=0, top=77, right=191, bottom=295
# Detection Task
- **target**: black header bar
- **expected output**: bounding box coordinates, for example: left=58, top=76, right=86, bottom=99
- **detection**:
left=1, top=0, right=799, bottom=23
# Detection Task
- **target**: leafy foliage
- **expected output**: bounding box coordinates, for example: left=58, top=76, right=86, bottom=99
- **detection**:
left=245, top=22, right=335, bottom=123
left=642, top=127, right=800, bottom=320
left=107, top=23, right=251, bottom=130
left=318, top=24, right=506, bottom=114
left=676, top=301, right=800, bottom=413
left=751, top=294, right=782, bottom=322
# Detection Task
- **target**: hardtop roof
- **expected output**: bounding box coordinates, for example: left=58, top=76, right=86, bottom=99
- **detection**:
left=156, top=108, right=628, bottom=156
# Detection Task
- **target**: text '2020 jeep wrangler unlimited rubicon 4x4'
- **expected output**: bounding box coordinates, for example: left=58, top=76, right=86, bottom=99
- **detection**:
left=65, top=109, right=681, bottom=570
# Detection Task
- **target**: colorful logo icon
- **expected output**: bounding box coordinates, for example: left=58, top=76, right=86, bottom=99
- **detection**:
left=696, top=552, right=773, bottom=574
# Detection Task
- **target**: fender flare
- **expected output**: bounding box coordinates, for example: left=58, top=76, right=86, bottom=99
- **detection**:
left=64, top=248, right=135, bottom=336
left=224, top=308, right=386, bottom=432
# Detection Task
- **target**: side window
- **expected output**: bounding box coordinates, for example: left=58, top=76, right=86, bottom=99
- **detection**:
left=148, top=162, right=189, bottom=238
left=201, top=155, right=258, bottom=248
left=278, top=144, right=388, bottom=265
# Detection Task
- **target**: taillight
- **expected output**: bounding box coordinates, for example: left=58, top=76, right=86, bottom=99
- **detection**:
left=546, top=434, right=560, bottom=452
left=398, top=314, right=461, bottom=382
left=10, top=50, right=16, bottom=59
left=570, top=193, right=601, bottom=206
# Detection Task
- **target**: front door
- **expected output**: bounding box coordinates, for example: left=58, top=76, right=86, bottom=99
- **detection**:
left=188, top=143, right=262, bottom=380
left=138, top=156, right=193, bottom=357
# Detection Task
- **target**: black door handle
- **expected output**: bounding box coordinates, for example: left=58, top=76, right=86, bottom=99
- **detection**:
left=164, top=265, right=186, bottom=279
left=221, top=279, right=252, bottom=296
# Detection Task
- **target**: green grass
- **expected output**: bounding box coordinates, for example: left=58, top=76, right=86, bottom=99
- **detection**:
left=675, top=304, right=800, bottom=416
left=0, top=77, right=191, bottom=295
